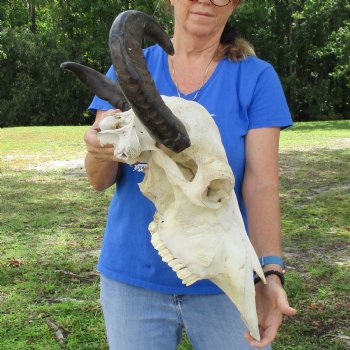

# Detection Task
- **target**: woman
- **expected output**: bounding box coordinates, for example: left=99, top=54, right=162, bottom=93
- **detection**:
left=85, top=1, right=296, bottom=349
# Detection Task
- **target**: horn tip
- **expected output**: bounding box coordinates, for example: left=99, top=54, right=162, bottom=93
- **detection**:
left=60, top=61, right=77, bottom=70
left=60, top=62, right=70, bottom=70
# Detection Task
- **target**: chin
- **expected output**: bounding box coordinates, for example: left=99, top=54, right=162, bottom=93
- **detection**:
left=186, top=23, right=216, bottom=38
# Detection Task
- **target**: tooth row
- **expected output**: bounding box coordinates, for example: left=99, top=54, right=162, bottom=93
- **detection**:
left=176, top=267, right=199, bottom=286
left=183, top=274, right=199, bottom=286
left=177, top=268, right=197, bottom=285
left=151, top=233, right=199, bottom=286
left=159, top=248, right=173, bottom=263
left=151, top=234, right=165, bottom=250
left=168, top=260, right=185, bottom=271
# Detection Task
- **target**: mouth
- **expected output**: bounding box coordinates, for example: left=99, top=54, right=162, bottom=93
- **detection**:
left=191, top=11, right=214, bottom=17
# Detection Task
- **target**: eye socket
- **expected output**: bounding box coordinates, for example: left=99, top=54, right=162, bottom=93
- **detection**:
left=176, top=159, right=198, bottom=182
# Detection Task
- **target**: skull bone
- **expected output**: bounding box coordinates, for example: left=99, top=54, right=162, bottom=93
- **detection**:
left=98, top=95, right=265, bottom=340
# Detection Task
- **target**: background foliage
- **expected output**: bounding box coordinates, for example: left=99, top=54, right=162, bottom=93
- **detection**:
left=0, top=0, right=349, bottom=127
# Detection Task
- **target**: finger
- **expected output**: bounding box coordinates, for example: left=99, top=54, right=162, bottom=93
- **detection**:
left=245, top=323, right=277, bottom=348
left=244, top=331, right=256, bottom=342
left=244, top=332, right=267, bottom=349
left=88, top=151, right=119, bottom=162
left=281, top=304, right=297, bottom=316
left=87, top=145, right=115, bottom=156
left=95, top=109, right=120, bottom=122
left=85, top=131, right=103, bottom=148
left=244, top=331, right=257, bottom=346
left=99, top=143, right=114, bottom=149
left=277, top=294, right=297, bottom=316
left=259, top=324, right=278, bottom=347
left=85, top=126, right=115, bottom=149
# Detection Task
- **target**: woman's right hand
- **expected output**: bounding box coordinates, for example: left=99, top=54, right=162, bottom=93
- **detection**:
left=84, top=109, right=123, bottom=191
left=84, top=109, right=121, bottom=163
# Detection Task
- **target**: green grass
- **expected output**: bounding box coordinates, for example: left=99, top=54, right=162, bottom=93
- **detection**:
left=0, top=121, right=349, bottom=349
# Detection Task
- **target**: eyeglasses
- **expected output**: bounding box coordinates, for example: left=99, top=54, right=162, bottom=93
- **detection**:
left=210, top=0, right=232, bottom=7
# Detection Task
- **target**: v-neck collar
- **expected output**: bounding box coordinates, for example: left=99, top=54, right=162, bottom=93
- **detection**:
left=161, top=47, right=224, bottom=100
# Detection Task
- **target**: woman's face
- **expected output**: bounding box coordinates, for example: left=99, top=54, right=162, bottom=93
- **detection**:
left=170, top=0, right=237, bottom=39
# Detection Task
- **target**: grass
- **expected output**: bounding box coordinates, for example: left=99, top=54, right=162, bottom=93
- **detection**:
left=0, top=120, right=349, bottom=349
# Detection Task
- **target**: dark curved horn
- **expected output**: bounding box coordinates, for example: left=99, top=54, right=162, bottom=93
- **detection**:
left=109, top=10, right=190, bottom=153
left=60, top=62, right=130, bottom=111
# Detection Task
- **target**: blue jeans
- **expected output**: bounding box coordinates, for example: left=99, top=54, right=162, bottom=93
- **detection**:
left=100, top=275, right=271, bottom=350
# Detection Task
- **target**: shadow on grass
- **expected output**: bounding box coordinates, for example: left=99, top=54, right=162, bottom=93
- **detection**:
left=277, top=146, right=350, bottom=349
left=0, top=168, right=113, bottom=349
left=0, top=168, right=112, bottom=292
left=280, top=148, right=349, bottom=196
left=289, top=120, right=350, bottom=132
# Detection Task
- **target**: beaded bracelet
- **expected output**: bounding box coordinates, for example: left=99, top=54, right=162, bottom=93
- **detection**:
left=254, top=270, right=285, bottom=286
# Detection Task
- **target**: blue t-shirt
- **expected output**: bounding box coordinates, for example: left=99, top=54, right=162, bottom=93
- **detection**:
left=89, top=45, right=293, bottom=294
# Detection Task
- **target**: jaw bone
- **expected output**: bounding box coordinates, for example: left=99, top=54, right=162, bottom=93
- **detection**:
left=98, top=96, right=266, bottom=341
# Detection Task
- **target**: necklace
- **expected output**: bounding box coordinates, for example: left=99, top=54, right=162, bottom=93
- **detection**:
left=170, top=46, right=218, bottom=101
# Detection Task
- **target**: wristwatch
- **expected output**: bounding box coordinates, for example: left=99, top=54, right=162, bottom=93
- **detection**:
left=259, top=256, right=285, bottom=270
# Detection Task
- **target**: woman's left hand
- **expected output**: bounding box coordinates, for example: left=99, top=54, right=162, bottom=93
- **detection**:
left=244, top=276, right=297, bottom=348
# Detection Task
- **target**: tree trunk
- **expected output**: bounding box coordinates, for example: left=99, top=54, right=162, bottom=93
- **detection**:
left=28, top=0, right=36, bottom=33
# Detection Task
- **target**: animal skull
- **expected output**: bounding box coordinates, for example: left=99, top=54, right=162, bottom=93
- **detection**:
left=98, top=96, right=265, bottom=341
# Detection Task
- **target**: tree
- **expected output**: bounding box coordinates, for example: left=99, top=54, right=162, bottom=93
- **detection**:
left=233, top=0, right=350, bottom=120
left=0, top=0, right=348, bottom=126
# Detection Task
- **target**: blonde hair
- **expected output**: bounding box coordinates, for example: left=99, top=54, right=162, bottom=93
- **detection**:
left=218, top=23, right=256, bottom=61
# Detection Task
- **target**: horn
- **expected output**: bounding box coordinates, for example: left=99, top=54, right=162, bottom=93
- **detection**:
left=109, top=10, right=191, bottom=153
left=60, top=62, right=130, bottom=112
